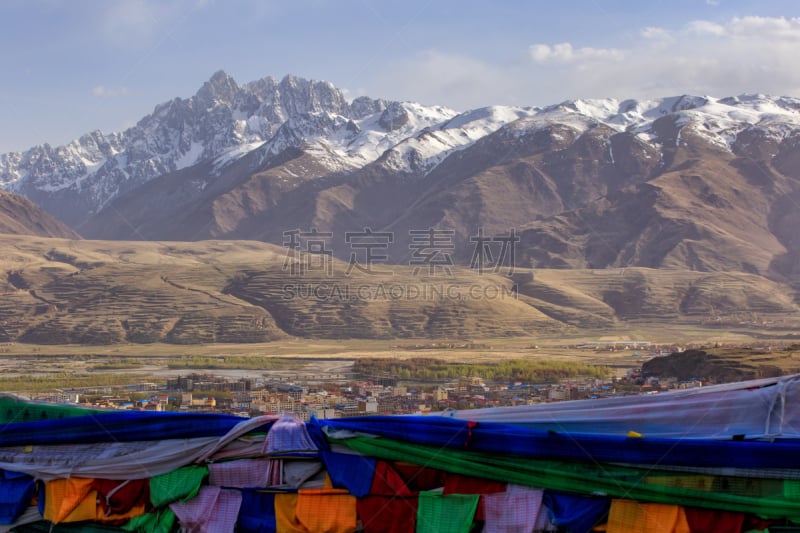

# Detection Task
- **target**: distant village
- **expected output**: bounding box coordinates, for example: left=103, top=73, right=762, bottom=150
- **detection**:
left=26, top=353, right=704, bottom=420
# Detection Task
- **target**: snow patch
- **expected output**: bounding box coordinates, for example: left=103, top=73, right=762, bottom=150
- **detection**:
left=80, top=155, right=106, bottom=175
left=507, top=95, right=800, bottom=152
left=384, top=105, right=533, bottom=174
left=213, top=141, right=266, bottom=172
left=176, top=142, right=204, bottom=170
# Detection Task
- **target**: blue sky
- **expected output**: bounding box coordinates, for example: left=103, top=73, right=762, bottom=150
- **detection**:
left=2, top=0, right=800, bottom=152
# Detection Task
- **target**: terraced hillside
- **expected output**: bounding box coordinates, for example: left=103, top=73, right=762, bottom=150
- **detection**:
left=224, top=266, right=555, bottom=339
left=0, top=235, right=798, bottom=344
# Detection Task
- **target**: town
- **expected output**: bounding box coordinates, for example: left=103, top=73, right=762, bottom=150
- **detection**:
left=25, top=364, right=703, bottom=420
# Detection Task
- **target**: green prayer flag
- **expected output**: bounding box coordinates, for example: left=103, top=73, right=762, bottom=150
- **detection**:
left=149, top=465, right=208, bottom=508
left=417, top=491, right=479, bottom=533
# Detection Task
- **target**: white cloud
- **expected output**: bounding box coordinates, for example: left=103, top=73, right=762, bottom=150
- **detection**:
left=728, top=16, right=800, bottom=39
left=640, top=26, right=673, bottom=41
left=686, top=20, right=727, bottom=36
left=367, top=16, right=800, bottom=109
left=612, top=16, right=800, bottom=97
left=92, top=86, right=130, bottom=98
left=529, top=42, right=624, bottom=64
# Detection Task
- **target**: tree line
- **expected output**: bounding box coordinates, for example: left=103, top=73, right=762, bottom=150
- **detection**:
left=354, top=357, right=609, bottom=383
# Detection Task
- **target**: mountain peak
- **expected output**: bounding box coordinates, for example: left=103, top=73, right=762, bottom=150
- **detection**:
left=196, top=70, right=240, bottom=103
left=280, top=73, right=301, bottom=85
left=209, top=69, right=231, bottom=82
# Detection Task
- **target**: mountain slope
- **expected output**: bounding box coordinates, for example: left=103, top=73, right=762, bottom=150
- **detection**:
left=517, top=111, right=800, bottom=279
left=0, top=190, right=79, bottom=238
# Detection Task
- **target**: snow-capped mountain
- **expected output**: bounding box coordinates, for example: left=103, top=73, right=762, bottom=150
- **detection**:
left=4, top=74, right=800, bottom=281
left=244, top=100, right=464, bottom=174
left=0, top=72, right=446, bottom=225
left=4, top=68, right=799, bottom=229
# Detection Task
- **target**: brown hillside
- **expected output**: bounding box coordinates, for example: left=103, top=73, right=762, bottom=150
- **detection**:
left=642, top=346, right=800, bottom=382
left=518, top=118, right=800, bottom=280
left=0, top=235, right=799, bottom=345
left=0, top=190, right=79, bottom=239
